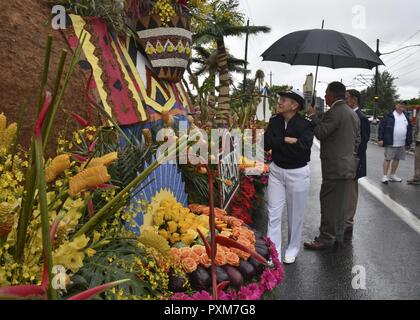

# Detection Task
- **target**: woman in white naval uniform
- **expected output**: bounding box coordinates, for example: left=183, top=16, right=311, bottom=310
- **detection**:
left=264, top=89, right=314, bottom=264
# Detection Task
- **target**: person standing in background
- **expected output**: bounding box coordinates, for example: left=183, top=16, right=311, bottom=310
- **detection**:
left=378, top=101, right=413, bottom=184
left=304, top=82, right=360, bottom=250
left=344, top=89, right=370, bottom=236
left=407, top=111, right=420, bottom=185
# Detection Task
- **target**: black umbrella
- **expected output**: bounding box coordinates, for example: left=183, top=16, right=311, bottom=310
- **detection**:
left=261, top=24, right=384, bottom=106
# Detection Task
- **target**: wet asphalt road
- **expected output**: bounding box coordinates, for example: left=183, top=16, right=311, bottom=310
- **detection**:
left=253, top=143, right=420, bottom=300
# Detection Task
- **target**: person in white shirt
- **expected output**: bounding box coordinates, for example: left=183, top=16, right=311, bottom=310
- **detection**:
left=378, top=101, right=413, bottom=184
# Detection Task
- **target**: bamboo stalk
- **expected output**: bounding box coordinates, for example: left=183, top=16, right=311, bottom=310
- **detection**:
left=14, top=36, right=53, bottom=261
left=34, top=138, right=57, bottom=300
left=43, top=31, right=87, bottom=151
left=42, top=50, right=68, bottom=151
left=33, top=92, right=57, bottom=300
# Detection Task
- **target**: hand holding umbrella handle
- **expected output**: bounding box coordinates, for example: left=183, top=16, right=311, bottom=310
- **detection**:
left=307, top=104, right=317, bottom=117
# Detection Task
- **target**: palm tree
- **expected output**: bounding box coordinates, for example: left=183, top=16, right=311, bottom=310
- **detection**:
left=193, top=0, right=270, bottom=127
left=188, top=45, right=249, bottom=124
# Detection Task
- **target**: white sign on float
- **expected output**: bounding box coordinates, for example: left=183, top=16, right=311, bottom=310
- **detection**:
left=218, top=131, right=240, bottom=210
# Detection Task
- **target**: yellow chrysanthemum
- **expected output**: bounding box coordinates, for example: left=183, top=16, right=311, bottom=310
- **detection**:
left=139, top=230, right=171, bottom=258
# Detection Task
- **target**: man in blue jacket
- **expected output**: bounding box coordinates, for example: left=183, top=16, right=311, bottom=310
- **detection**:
left=378, top=101, right=413, bottom=184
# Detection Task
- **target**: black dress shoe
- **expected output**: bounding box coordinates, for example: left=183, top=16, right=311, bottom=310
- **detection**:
left=304, top=240, right=333, bottom=250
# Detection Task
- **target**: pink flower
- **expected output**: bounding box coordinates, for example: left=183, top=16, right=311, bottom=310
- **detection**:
left=261, top=270, right=280, bottom=291
left=238, top=283, right=263, bottom=300
left=192, top=291, right=212, bottom=300
left=171, top=293, right=192, bottom=300
left=260, top=176, right=269, bottom=185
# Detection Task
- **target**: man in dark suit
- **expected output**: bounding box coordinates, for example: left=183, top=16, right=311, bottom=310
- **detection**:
left=344, top=89, right=370, bottom=235
left=304, top=82, right=360, bottom=249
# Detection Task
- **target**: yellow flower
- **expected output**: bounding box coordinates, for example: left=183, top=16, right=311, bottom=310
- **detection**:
left=92, top=231, right=101, bottom=243
left=167, top=221, right=178, bottom=233
left=45, top=154, right=70, bottom=182
left=85, top=248, right=96, bottom=257
left=69, top=165, right=111, bottom=197
left=87, top=152, right=118, bottom=168
left=170, top=232, right=180, bottom=244
left=164, top=210, right=172, bottom=221
left=53, top=243, right=85, bottom=273
left=158, top=229, right=168, bottom=240
left=0, top=113, right=17, bottom=156
left=139, top=230, right=171, bottom=257
left=70, top=235, right=89, bottom=250
left=181, top=233, right=195, bottom=246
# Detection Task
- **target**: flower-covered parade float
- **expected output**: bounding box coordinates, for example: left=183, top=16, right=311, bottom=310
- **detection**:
left=0, top=0, right=283, bottom=300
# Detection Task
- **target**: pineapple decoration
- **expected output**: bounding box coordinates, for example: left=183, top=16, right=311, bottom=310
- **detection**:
left=0, top=202, right=17, bottom=239
left=0, top=113, right=19, bottom=239
left=0, top=113, right=17, bottom=157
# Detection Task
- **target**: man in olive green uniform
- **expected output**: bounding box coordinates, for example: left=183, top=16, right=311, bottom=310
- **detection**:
left=304, top=82, right=360, bottom=249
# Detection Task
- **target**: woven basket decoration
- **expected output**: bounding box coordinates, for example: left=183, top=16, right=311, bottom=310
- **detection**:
left=137, top=14, right=192, bottom=83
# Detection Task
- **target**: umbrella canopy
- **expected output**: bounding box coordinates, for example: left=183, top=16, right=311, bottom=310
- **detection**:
left=261, top=29, right=384, bottom=69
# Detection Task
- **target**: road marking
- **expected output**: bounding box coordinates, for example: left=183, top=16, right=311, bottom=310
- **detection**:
left=358, top=178, right=420, bottom=235
left=313, top=139, right=420, bottom=235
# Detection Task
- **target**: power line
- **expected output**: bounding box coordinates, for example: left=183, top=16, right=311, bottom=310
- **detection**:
left=387, top=48, right=420, bottom=70
left=391, top=57, right=420, bottom=74
left=396, top=65, right=420, bottom=79
left=382, top=46, right=417, bottom=64
left=381, top=43, right=420, bottom=56
left=383, top=29, right=420, bottom=56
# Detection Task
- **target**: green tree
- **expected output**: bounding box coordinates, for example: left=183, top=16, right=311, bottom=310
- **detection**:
left=361, top=71, right=399, bottom=117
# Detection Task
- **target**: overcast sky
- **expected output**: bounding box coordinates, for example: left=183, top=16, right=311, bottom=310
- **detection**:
left=223, top=0, right=420, bottom=100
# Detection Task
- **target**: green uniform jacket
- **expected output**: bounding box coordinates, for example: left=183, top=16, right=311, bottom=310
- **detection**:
left=310, top=100, right=361, bottom=180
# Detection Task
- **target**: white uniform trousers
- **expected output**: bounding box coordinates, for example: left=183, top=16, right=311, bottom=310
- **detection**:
left=266, top=163, right=310, bottom=260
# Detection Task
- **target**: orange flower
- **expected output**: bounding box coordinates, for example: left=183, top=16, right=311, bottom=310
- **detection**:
left=225, top=251, right=240, bottom=266
left=198, top=254, right=211, bottom=268
left=192, top=245, right=206, bottom=257
left=179, top=247, right=192, bottom=259
left=227, top=216, right=243, bottom=227
left=223, top=179, right=233, bottom=187
left=215, top=251, right=226, bottom=266
left=45, top=154, right=71, bottom=183
left=69, top=165, right=111, bottom=197
left=182, top=257, right=198, bottom=273
left=88, top=152, right=118, bottom=168
left=170, top=248, right=181, bottom=265
left=231, top=247, right=251, bottom=260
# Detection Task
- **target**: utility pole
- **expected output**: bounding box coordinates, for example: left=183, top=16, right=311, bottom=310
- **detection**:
left=374, top=39, right=380, bottom=120
left=243, top=19, right=250, bottom=94
left=269, top=72, right=273, bottom=87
